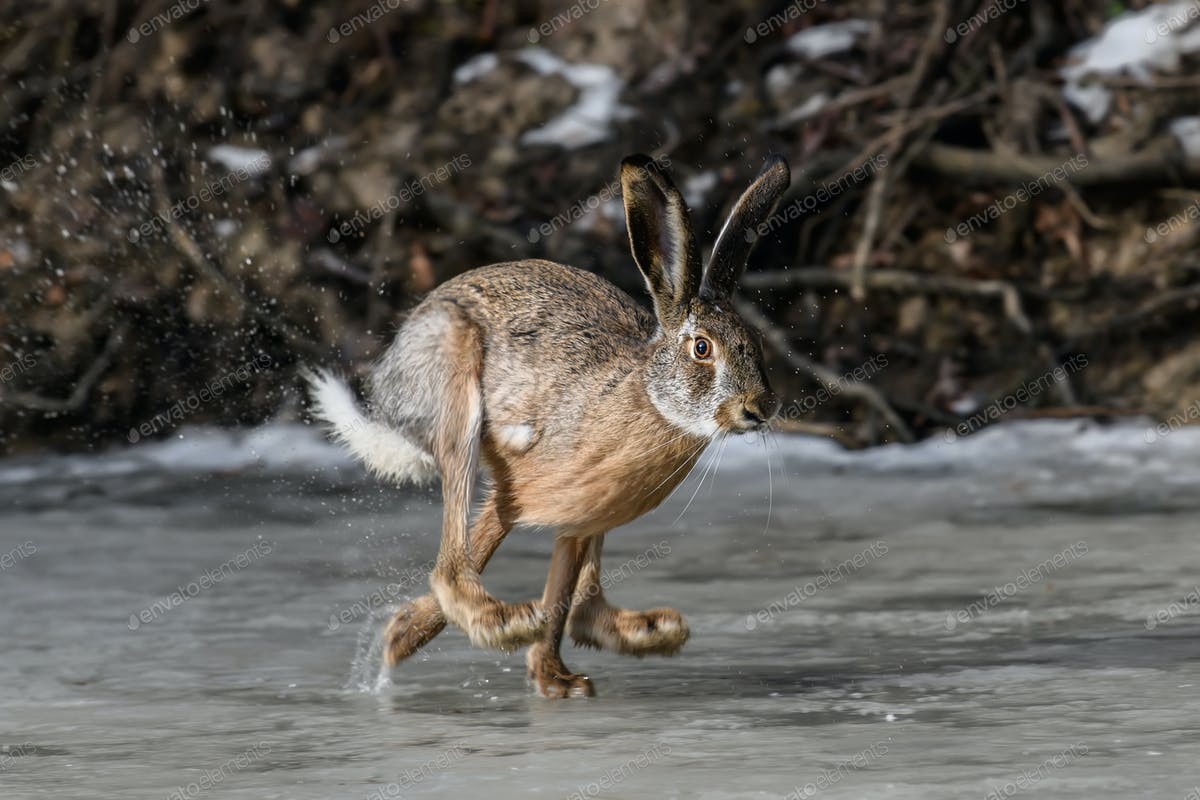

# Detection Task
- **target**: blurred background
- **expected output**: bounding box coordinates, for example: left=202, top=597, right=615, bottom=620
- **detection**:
left=2, top=0, right=1199, bottom=454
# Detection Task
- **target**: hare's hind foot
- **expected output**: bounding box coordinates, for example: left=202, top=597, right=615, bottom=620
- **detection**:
left=569, top=597, right=690, bottom=657
left=430, top=570, right=545, bottom=651
left=383, top=595, right=446, bottom=667
left=525, top=642, right=595, bottom=699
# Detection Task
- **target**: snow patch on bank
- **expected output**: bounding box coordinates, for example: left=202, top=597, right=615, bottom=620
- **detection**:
left=0, top=424, right=356, bottom=488
left=515, top=48, right=630, bottom=149
left=1061, top=2, right=1200, bottom=123
left=785, top=20, right=871, bottom=60
left=451, top=48, right=629, bottom=149
left=3, top=421, right=1199, bottom=510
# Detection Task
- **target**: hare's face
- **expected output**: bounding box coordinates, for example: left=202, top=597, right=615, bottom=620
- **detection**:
left=621, top=151, right=790, bottom=438
left=646, top=300, right=779, bottom=438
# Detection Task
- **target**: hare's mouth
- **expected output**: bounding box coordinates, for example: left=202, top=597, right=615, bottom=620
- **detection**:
left=716, top=400, right=770, bottom=433
left=740, top=407, right=768, bottom=430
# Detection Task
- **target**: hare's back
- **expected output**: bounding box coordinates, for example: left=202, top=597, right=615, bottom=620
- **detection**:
left=430, top=259, right=656, bottom=347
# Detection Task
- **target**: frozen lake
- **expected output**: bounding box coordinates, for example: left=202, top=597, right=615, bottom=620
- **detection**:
left=2, top=420, right=1199, bottom=798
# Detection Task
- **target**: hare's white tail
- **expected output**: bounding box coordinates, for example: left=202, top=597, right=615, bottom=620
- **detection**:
left=303, top=368, right=437, bottom=485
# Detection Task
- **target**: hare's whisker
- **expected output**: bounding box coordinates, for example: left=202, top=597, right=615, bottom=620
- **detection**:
left=705, top=434, right=728, bottom=496
left=639, top=428, right=696, bottom=457
left=645, top=438, right=710, bottom=499
left=763, top=430, right=774, bottom=536
left=660, top=439, right=713, bottom=506
left=675, top=434, right=725, bottom=523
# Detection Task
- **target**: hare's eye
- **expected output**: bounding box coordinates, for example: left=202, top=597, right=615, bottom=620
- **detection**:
left=692, top=336, right=712, bottom=360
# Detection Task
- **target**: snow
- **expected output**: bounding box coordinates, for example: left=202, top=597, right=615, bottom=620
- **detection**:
left=448, top=49, right=629, bottom=149
left=1061, top=2, right=1200, bottom=123
left=452, top=52, right=499, bottom=85
left=683, top=171, right=718, bottom=208
left=785, top=20, right=871, bottom=60
left=206, top=145, right=272, bottom=176
left=774, top=92, right=831, bottom=127
left=515, top=49, right=629, bottom=149
left=0, top=424, right=356, bottom=489
left=1170, top=116, right=1200, bottom=160
left=4, top=419, right=1199, bottom=496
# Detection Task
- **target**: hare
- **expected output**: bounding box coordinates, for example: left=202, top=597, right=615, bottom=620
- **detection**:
left=307, top=153, right=789, bottom=698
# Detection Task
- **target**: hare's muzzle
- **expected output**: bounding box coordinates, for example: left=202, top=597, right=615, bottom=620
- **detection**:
left=727, top=392, right=779, bottom=432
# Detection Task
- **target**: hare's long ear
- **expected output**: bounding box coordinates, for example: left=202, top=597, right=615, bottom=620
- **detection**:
left=700, top=154, right=790, bottom=302
left=620, top=155, right=701, bottom=329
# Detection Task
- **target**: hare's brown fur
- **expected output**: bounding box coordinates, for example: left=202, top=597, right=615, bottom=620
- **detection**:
left=310, top=154, right=790, bottom=698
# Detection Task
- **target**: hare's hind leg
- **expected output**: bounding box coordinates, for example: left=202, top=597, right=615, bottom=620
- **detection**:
left=526, top=536, right=595, bottom=698
left=568, top=536, right=689, bottom=656
left=427, top=314, right=544, bottom=652
left=384, top=493, right=538, bottom=665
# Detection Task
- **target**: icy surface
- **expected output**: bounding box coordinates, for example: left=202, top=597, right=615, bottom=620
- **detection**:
left=2, top=420, right=1200, bottom=798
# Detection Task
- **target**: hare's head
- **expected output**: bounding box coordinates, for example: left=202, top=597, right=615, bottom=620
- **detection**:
left=620, top=154, right=790, bottom=438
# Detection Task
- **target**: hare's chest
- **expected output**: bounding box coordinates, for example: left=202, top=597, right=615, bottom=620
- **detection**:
left=503, top=423, right=708, bottom=535
left=562, top=429, right=708, bottom=532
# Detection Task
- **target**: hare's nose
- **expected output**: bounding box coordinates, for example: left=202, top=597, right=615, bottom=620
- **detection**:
left=741, top=396, right=774, bottom=427
left=746, top=393, right=779, bottom=422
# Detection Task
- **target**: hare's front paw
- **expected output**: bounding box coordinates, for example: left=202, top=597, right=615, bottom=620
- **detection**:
left=467, top=598, right=545, bottom=651
left=525, top=644, right=595, bottom=699
left=431, top=571, right=545, bottom=651
left=382, top=594, right=445, bottom=667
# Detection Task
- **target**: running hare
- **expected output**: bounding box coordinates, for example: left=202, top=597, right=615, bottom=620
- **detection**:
left=308, top=154, right=789, bottom=698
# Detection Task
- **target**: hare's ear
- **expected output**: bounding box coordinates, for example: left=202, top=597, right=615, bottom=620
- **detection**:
left=620, top=154, right=701, bottom=329
left=700, top=154, right=790, bottom=301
